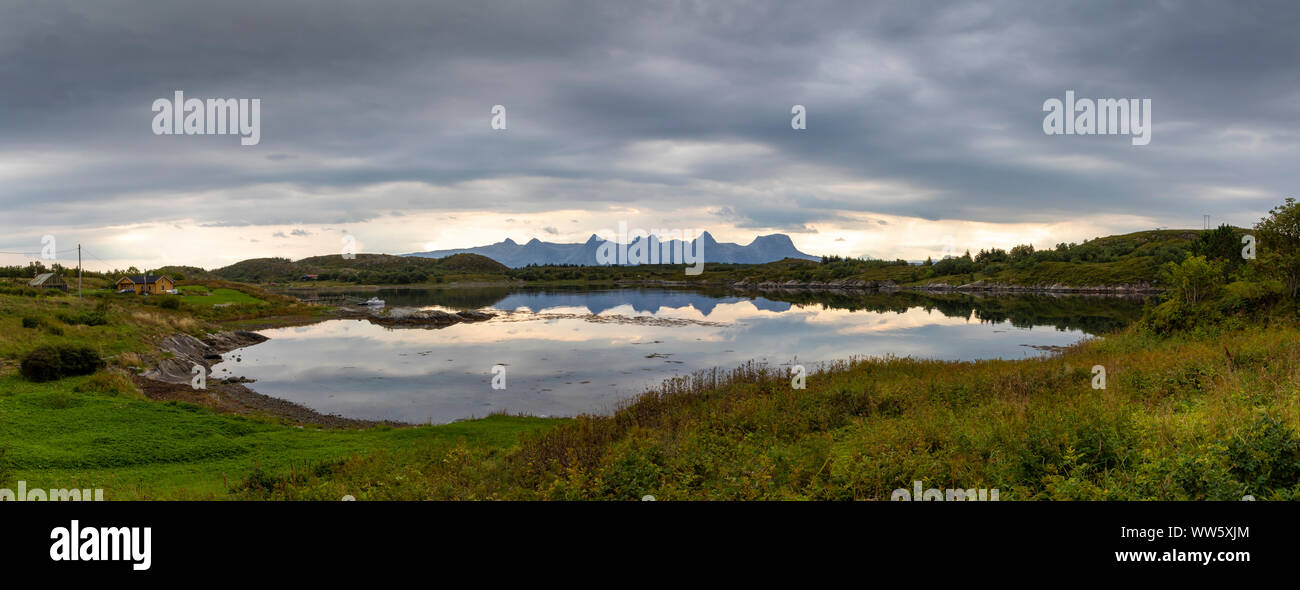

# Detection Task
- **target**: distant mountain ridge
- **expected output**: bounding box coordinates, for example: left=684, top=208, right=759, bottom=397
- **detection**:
left=404, top=232, right=818, bottom=267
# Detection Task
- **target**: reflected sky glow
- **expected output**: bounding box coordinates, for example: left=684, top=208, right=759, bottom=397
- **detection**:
left=213, top=290, right=1094, bottom=423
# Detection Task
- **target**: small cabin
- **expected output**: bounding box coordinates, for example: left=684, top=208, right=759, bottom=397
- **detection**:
left=29, top=272, right=68, bottom=291
left=115, top=274, right=176, bottom=295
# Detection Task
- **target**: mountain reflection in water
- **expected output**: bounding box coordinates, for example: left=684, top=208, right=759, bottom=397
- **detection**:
left=213, top=288, right=1147, bottom=423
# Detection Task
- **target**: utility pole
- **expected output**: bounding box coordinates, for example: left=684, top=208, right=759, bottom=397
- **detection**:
left=77, top=244, right=82, bottom=298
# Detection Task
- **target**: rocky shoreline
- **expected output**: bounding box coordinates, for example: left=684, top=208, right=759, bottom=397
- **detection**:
left=143, top=330, right=270, bottom=385
left=137, top=329, right=403, bottom=428
left=730, top=278, right=901, bottom=291
left=136, top=307, right=499, bottom=427
left=729, top=278, right=1162, bottom=294
left=908, top=280, right=1161, bottom=294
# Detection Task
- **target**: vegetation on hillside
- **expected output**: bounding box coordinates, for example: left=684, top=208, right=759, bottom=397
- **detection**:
left=211, top=253, right=508, bottom=285
left=0, top=226, right=1230, bottom=293
left=0, top=226, right=1217, bottom=292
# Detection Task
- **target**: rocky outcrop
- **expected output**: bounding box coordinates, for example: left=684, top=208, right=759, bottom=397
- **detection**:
left=729, top=277, right=1160, bottom=294
left=143, top=330, right=268, bottom=384
left=339, top=308, right=496, bottom=328
left=136, top=328, right=395, bottom=428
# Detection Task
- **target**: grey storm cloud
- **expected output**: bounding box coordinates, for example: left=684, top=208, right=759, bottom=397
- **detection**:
left=3, top=0, right=1299, bottom=243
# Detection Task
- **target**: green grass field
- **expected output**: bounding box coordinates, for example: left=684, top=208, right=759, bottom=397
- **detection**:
left=0, top=373, right=558, bottom=499
left=0, top=293, right=193, bottom=361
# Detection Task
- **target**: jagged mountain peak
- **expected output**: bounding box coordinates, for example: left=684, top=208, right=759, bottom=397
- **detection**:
left=404, top=232, right=818, bottom=267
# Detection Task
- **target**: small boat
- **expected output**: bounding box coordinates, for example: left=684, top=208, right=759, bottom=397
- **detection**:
left=359, top=297, right=385, bottom=307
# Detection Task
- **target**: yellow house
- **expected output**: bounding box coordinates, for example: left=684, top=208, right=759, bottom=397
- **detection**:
left=115, top=274, right=176, bottom=295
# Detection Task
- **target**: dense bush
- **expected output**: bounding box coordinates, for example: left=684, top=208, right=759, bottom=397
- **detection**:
left=0, top=284, right=46, bottom=297
left=1194, top=224, right=1245, bottom=277
left=1227, top=415, right=1300, bottom=497
left=19, top=345, right=105, bottom=382
left=1160, top=256, right=1223, bottom=307
left=1255, top=197, right=1300, bottom=297
left=1142, top=198, right=1300, bottom=333
left=1221, top=279, right=1285, bottom=313
left=73, top=370, right=144, bottom=399
left=20, top=316, right=42, bottom=329
left=59, top=309, right=108, bottom=326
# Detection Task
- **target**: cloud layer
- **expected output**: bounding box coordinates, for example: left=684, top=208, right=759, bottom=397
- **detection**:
left=3, top=0, right=1298, bottom=268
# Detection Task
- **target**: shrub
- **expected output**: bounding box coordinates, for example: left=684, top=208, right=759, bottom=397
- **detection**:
left=41, top=391, right=78, bottom=409
left=1143, top=256, right=1227, bottom=333
left=74, top=370, right=145, bottom=399
left=1159, top=256, right=1224, bottom=306
left=1226, top=415, right=1300, bottom=497
left=596, top=436, right=666, bottom=500
left=1194, top=224, right=1244, bottom=276
left=1221, top=279, right=1284, bottom=313
left=19, top=345, right=105, bottom=382
left=1254, top=197, right=1300, bottom=297
left=20, top=316, right=42, bottom=329
left=60, top=309, right=108, bottom=326
left=158, top=296, right=181, bottom=310
left=0, top=284, right=42, bottom=297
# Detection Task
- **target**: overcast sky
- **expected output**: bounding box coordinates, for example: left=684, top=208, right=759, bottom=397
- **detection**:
left=3, top=0, right=1298, bottom=270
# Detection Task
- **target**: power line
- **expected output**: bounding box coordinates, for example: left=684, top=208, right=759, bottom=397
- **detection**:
left=80, top=247, right=115, bottom=266
left=0, top=247, right=83, bottom=256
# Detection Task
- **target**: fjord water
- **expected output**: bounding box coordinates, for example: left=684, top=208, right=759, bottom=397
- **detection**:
left=211, top=288, right=1145, bottom=423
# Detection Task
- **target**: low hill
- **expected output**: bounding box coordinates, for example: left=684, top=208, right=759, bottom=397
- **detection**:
left=147, top=265, right=219, bottom=281
left=709, top=228, right=1213, bottom=288
left=212, top=253, right=507, bottom=283
left=433, top=253, right=515, bottom=272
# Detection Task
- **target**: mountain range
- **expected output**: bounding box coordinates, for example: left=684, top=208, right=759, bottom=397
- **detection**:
left=404, top=232, right=818, bottom=267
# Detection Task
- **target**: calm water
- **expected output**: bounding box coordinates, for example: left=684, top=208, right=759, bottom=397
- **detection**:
left=211, top=288, right=1145, bottom=423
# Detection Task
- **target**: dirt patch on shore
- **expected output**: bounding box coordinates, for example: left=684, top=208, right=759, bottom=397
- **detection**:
left=134, top=377, right=402, bottom=428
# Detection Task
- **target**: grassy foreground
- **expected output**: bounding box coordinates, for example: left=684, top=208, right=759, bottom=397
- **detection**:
left=206, top=320, right=1291, bottom=501
left=6, top=316, right=1292, bottom=500
left=0, top=374, right=556, bottom=499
